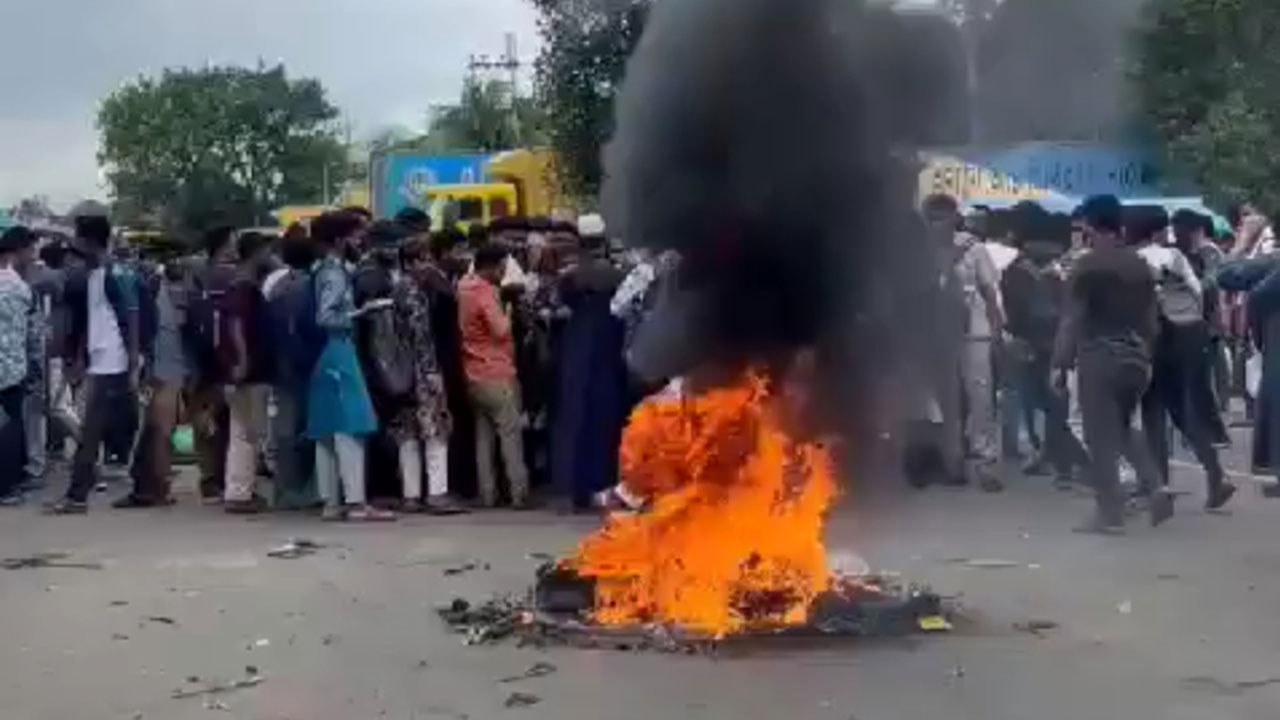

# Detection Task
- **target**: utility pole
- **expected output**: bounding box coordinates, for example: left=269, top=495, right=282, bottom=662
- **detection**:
left=468, top=32, right=524, bottom=146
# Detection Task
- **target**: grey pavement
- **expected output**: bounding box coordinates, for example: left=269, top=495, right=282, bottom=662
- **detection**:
left=3, top=443, right=1280, bottom=720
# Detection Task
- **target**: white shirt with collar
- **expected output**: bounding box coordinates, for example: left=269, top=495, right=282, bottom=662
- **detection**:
left=86, top=266, right=128, bottom=375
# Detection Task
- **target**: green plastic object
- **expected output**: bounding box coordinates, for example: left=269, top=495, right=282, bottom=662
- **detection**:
left=171, top=425, right=195, bottom=456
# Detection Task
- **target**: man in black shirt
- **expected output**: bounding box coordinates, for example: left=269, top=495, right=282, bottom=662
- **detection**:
left=1053, top=195, right=1172, bottom=533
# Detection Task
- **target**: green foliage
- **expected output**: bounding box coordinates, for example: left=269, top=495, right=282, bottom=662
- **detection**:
left=424, top=77, right=544, bottom=153
left=1135, top=0, right=1280, bottom=211
left=529, top=0, right=649, bottom=198
left=98, top=64, right=346, bottom=235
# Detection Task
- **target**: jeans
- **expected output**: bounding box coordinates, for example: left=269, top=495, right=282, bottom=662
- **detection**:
left=468, top=379, right=528, bottom=505
left=1141, top=322, right=1226, bottom=495
left=271, top=385, right=317, bottom=509
left=224, top=384, right=269, bottom=503
left=66, top=373, right=135, bottom=503
left=1022, top=351, right=1089, bottom=478
left=0, top=384, right=27, bottom=497
left=128, top=380, right=182, bottom=502
left=957, top=339, right=999, bottom=478
left=1078, top=346, right=1161, bottom=526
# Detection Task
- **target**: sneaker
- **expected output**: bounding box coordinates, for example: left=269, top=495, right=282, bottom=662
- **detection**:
left=345, top=505, right=397, bottom=522
left=425, top=496, right=470, bottom=516
left=45, top=499, right=88, bottom=515
left=0, top=492, right=25, bottom=507
left=400, top=499, right=428, bottom=514
left=1205, top=483, right=1238, bottom=512
left=112, top=494, right=174, bottom=509
left=224, top=497, right=268, bottom=515
left=979, top=475, right=1005, bottom=493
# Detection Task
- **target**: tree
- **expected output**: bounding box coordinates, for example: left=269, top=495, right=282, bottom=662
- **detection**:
left=530, top=0, right=649, bottom=198
left=1135, top=0, right=1280, bottom=211
left=424, top=77, right=544, bottom=153
left=98, top=64, right=347, bottom=234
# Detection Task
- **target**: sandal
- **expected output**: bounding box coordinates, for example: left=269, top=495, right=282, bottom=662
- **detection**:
left=345, top=505, right=397, bottom=522
left=321, top=506, right=346, bottom=522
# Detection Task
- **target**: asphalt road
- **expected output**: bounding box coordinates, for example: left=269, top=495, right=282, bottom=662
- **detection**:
left=3, top=444, right=1280, bottom=720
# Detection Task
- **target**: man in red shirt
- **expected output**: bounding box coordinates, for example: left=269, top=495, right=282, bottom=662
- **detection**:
left=458, top=243, right=528, bottom=508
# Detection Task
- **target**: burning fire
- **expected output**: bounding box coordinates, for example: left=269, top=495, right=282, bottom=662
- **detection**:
left=567, top=372, right=838, bottom=637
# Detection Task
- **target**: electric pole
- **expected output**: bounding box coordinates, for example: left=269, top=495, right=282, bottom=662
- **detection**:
left=468, top=32, right=524, bottom=146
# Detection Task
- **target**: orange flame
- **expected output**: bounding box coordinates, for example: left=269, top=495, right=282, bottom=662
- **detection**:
left=567, top=373, right=838, bottom=637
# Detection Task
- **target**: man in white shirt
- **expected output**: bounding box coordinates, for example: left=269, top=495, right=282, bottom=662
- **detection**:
left=49, top=215, right=142, bottom=515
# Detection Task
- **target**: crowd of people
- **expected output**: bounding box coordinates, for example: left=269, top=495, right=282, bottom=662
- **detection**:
left=916, top=192, right=1280, bottom=534
left=0, top=208, right=671, bottom=520
left=3, top=192, right=1280, bottom=533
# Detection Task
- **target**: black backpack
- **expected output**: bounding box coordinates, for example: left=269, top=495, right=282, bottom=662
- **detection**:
left=267, top=270, right=327, bottom=385
left=183, top=263, right=235, bottom=382
left=364, top=300, right=415, bottom=399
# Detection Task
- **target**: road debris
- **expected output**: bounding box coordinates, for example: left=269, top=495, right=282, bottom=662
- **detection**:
left=945, top=558, right=1021, bottom=569
left=110, top=600, right=130, bottom=607
left=203, top=698, right=230, bottom=711
left=498, top=661, right=558, bottom=683
left=504, top=692, right=541, bottom=708
left=171, top=675, right=265, bottom=700
left=1155, top=573, right=1181, bottom=581
left=1116, top=600, right=1133, bottom=615
left=253, top=638, right=271, bottom=648
left=267, top=538, right=325, bottom=560
left=526, top=552, right=555, bottom=562
left=112, top=633, right=130, bottom=641
left=1, top=552, right=103, bottom=570
left=443, top=563, right=479, bottom=576
left=1013, top=620, right=1059, bottom=636
left=146, top=616, right=178, bottom=626
left=321, top=633, right=340, bottom=646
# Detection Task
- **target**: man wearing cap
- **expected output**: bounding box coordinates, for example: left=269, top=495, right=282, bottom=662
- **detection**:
left=0, top=226, right=41, bottom=505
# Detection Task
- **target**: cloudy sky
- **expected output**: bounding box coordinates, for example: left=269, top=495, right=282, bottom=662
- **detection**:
left=0, top=0, right=542, bottom=209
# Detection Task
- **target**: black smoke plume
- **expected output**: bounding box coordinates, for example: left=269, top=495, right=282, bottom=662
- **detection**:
left=604, top=0, right=958, bottom=455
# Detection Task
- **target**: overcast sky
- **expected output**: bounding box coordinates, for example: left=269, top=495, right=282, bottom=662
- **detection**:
left=0, top=0, right=542, bottom=209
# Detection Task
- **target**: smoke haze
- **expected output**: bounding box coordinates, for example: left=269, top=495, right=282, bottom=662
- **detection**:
left=603, top=0, right=958, bottom=455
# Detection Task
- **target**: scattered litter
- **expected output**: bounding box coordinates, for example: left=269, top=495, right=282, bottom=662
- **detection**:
left=917, top=615, right=953, bottom=632
left=244, top=665, right=258, bottom=676
left=1177, top=675, right=1280, bottom=695
left=504, top=692, right=541, bottom=708
left=146, top=616, right=178, bottom=626
left=1116, top=600, right=1133, bottom=615
left=1155, top=573, right=1181, bottom=581
left=1013, top=620, right=1059, bottom=636
left=443, top=563, right=479, bottom=576
left=267, top=538, right=325, bottom=560
left=949, top=665, right=966, bottom=679
left=1027, top=564, right=1042, bottom=570
left=203, top=698, right=230, bottom=711
left=958, top=559, right=1021, bottom=569
left=1237, top=676, right=1280, bottom=690
left=186, top=676, right=201, bottom=684
left=1, top=552, right=103, bottom=570
left=110, top=600, right=130, bottom=607
left=112, top=633, right=130, bottom=641
left=321, top=634, right=340, bottom=646
left=498, top=661, right=558, bottom=683
left=526, top=552, right=555, bottom=562
left=253, top=638, right=271, bottom=648
left=415, top=660, right=430, bottom=670
left=171, top=675, right=265, bottom=700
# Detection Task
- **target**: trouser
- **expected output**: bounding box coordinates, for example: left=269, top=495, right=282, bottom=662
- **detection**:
left=1022, top=351, right=1089, bottom=477
left=397, top=437, right=450, bottom=500
left=128, top=380, right=182, bottom=502
left=23, top=383, right=45, bottom=482
left=1210, top=336, right=1231, bottom=413
left=223, top=384, right=269, bottom=502
left=1142, top=322, right=1226, bottom=495
left=1187, top=333, right=1230, bottom=443
left=0, top=384, right=27, bottom=497
left=271, top=385, right=316, bottom=508
left=468, top=379, right=528, bottom=505
left=954, top=339, right=998, bottom=479
left=188, top=382, right=228, bottom=498
left=316, top=434, right=366, bottom=507
left=66, top=373, right=135, bottom=503
left=1078, top=347, right=1161, bottom=526
left=999, top=346, right=1039, bottom=457
left=47, top=358, right=80, bottom=449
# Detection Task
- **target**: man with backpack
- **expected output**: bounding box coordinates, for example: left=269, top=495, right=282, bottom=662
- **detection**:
left=265, top=228, right=324, bottom=509
left=48, top=215, right=143, bottom=515
left=1129, top=206, right=1236, bottom=512
left=1000, top=203, right=1088, bottom=486
left=218, top=232, right=277, bottom=513
left=185, top=227, right=237, bottom=502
